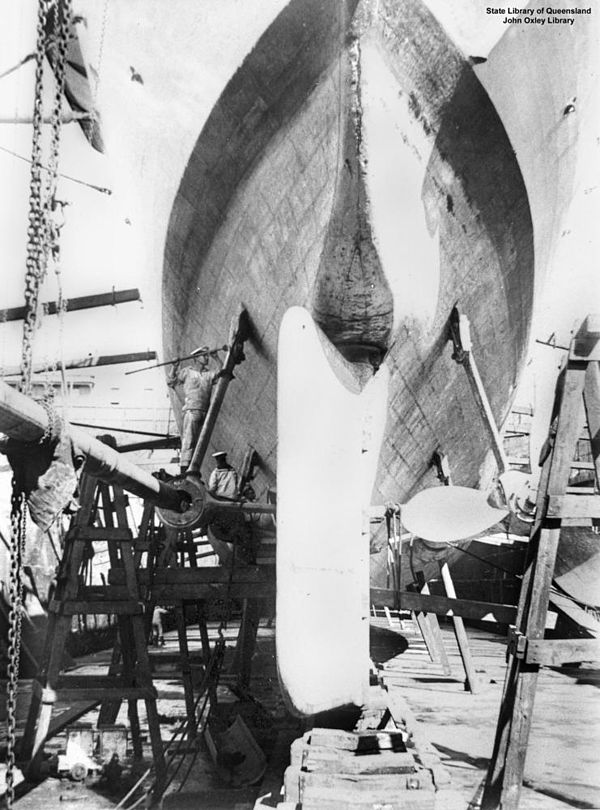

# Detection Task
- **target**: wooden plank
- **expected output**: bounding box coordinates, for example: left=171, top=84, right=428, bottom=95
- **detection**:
left=299, top=770, right=434, bottom=793
left=584, top=361, right=600, bottom=482
left=302, top=747, right=417, bottom=774
left=546, top=493, right=600, bottom=519
left=1, top=350, right=157, bottom=377
left=0, top=288, right=140, bottom=322
left=299, top=771, right=435, bottom=807
left=525, top=638, right=600, bottom=666
left=301, top=794, right=434, bottom=810
left=109, top=565, right=274, bottom=585
left=56, top=674, right=145, bottom=689
left=47, top=702, right=100, bottom=738
left=70, top=527, right=132, bottom=542
left=49, top=600, right=143, bottom=615
left=371, top=588, right=519, bottom=625
left=143, top=582, right=275, bottom=601
left=412, top=611, right=439, bottom=664
left=440, top=562, right=480, bottom=693
left=56, top=687, right=155, bottom=701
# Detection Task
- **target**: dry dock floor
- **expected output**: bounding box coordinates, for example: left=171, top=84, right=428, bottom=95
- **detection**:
left=371, top=615, right=600, bottom=810
left=5, top=617, right=600, bottom=808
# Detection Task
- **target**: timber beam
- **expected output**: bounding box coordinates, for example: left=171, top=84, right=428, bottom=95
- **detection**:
left=109, top=565, right=275, bottom=602
left=2, top=350, right=157, bottom=376
left=0, top=288, right=141, bottom=322
left=371, top=588, right=557, bottom=628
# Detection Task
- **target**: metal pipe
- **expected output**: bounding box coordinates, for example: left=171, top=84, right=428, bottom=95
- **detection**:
left=188, top=308, right=250, bottom=475
left=204, top=497, right=276, bottom=516
left=0, top=381, right=187, bottom=512
left=125, top=345, right=228, bottom=376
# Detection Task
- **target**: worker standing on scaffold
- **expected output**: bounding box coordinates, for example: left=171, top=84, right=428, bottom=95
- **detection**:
left=167, top=348, right=223, bottom=474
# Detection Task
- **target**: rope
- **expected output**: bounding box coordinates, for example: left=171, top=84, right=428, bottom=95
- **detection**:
left=89, top=0, right=109, bottom=147
left=0, top=145, right=112, bottom=194
left=445, top=541, right=524, bottom=580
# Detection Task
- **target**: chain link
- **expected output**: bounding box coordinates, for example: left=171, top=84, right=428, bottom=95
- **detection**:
left=6, top=3, right=72, bottom=805
left=21, top=0, right=71, bottom=397
left=5, top=485, right=26, bottom=808
left=20, top=0, right=49, bottom=397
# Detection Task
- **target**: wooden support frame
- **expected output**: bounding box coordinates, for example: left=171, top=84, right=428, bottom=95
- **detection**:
left=20, top=475, right=167, bottom=802
left=482, top=321, right=600, bottom=810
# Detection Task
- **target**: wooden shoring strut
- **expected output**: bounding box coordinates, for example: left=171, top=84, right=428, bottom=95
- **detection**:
left=481, top=315, right=600, bottom=810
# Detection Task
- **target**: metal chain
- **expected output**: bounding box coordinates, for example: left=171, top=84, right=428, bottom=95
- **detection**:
left=20, top=0, right=49, bottom=397
left=43, top=0, right=71, bottom=402
left=5, top=485, right=27, bottom=808
left=6, top=4, right=71, bottom=804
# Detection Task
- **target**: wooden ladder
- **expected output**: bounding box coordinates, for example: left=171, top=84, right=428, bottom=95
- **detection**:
left=482, top=315, right=600, bottom=809
left=20, top=472, right=166, bottom=799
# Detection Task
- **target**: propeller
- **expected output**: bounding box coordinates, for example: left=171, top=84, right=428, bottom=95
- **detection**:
left=400, top=485, right=509, bottom=544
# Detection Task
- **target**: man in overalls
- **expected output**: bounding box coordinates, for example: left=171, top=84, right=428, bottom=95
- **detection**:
left=167, top=349, right=222, bottom=474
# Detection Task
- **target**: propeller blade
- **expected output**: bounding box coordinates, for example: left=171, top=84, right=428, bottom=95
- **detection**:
left=277, top=306, right=388, bottom=716
left=401, top=486, right=508, bottom=544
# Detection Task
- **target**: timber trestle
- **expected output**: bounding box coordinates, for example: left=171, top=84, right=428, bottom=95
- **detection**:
left=20, top=471, right=167, bottom=799
left=482, top=316, right=600, bottom=809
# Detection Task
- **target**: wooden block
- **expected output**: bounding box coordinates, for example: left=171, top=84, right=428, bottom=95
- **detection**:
left=283, top=765, right=301, bottom=803
left=308, top=728, right=407, bottom=752
left=290, top=736, right=308, bottom=766
left=302, top=746, right=417, bottom=774
left=301, top=793, right=435, bottom=810
left=299, top=770, right=434, bottom=797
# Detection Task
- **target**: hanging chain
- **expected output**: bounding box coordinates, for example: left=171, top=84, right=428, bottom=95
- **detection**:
left=5, top=485, right=27, bottom=808
left=20, top=0, right=49, bottom=397
left=6, top=4, right=71, bottom=805
left=42, top=0, right=71, bottom=403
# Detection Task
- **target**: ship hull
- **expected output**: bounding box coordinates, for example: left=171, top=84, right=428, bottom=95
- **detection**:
left=163, top=0, right=534, bottom=503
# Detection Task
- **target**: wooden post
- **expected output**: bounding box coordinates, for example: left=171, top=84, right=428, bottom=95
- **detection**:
left=440, top=562, right=480, bottom=693
left=174, top=605, right=198, bottom=740
left=482, top=330, right=597, bottom=809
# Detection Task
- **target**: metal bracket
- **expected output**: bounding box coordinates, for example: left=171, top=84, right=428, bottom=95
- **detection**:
left=449, top=306, right=472, bottom=363
left=507, top=626, right=528, bottom=660
left=431, top=450, right=453, bottom=486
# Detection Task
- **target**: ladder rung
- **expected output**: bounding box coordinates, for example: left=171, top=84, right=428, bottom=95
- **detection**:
left=78, top=586, right=132, bottom=600
left=57, top=687, right=156, bottom=701
left=49, top=600, right=144, bottom=615
left=70, top=527, right=133, bottom=542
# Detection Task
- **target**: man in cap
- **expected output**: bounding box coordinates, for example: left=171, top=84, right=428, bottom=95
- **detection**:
left=167, top=348, right=222, bottom=474
left=208, top=451, right=239, bottom=499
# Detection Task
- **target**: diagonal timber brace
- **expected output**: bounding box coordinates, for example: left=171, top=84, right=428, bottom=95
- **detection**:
left=449, top=307, right=509, bottom=473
